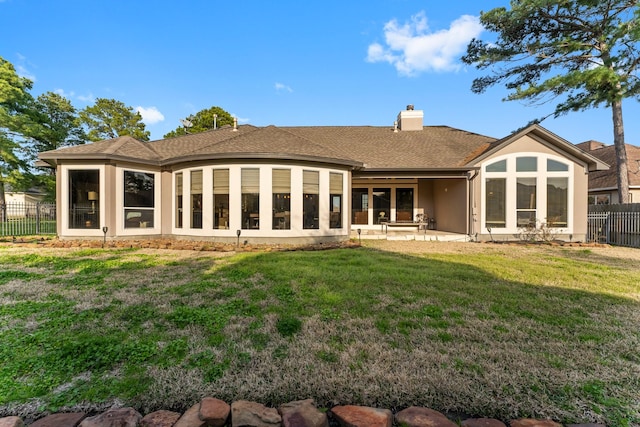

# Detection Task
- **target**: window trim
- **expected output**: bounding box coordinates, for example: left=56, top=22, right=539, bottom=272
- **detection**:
left=117, top=167, right=159, bottom=235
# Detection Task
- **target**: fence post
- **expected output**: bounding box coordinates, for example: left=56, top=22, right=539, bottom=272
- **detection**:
left=36, top=201, right=41, bottom=235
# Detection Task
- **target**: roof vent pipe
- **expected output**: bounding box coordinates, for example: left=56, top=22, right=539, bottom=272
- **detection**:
left=393, top=121, right=398, bottom=133
left=233, top=117, right=238, bottom=131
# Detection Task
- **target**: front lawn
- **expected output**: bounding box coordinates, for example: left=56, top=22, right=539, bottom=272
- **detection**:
left=0, top=241, right=638, bottom=425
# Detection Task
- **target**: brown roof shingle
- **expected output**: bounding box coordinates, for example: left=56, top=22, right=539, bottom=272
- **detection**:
left=40, top=124, right=497, bottom=170
left=576, top=141, right=640, bottom=189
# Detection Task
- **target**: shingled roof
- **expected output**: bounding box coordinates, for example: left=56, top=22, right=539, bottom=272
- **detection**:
left=39, top=124, right=497, bottom=170
left=576, top=141, right=640, bottom=190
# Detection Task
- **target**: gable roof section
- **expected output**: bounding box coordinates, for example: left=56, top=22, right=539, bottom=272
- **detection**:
left=465, top=124, right=609, bottom=172
left=576, top=141, right=640, bottom=190
left=39, top=135, right=162, bottom=165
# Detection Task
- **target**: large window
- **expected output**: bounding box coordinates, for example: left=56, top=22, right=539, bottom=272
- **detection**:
left=303, top=170, right=319, bottom=229
left=175, top=173, right=183, bottom=228
left=396, top=188, right=414, bottom=222
left=191, top=170, right=203, bottom=229
left=517, top=177, right=537, bottom=227
left=272, top=169, right=291, bottom=230
left=124, top=170, right=154, bottom=228
left=373, top=188, right=390, bottom=224
left=69, top=169, right=100, bottom=229
left=242, top=168, right=260, bottom=230
left=352, top=188, right=368, bottom=225
left=486, top=178, right=506, bottom=228
left=213, top=169, right=229, bottom=229
left=547, top=178, right=568, bottom=227
left=329, top=173, right=343, bottom=228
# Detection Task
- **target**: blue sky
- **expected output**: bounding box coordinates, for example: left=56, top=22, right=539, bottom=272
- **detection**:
left=2, top=0, right=638, bottom=145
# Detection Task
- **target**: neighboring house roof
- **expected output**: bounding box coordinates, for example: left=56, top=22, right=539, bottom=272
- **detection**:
left=38, top=122, right=605, bottom=172
left=576, top=140, right=640, bottom=190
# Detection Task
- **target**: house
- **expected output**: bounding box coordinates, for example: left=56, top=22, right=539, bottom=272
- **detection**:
left=575, top=140, right=640, bottom=204
left=2, top=188, right=48, bottom=219
left=38, top=106, right=607, bottom=243
left=4, top=188, right=47, bottom=205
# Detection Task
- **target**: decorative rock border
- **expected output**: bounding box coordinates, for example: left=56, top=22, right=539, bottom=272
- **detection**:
left=0, top=399, right=605, bottom=427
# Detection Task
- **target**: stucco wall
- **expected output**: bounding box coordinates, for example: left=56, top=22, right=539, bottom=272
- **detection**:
left=432, top=179, right=467, bottom=234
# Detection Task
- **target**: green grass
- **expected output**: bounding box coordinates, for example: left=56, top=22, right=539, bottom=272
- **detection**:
left=0, top=242, right=639, bottom=426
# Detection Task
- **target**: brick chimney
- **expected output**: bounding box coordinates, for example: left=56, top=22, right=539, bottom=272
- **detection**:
left=397, top=105, right=424, bottom=131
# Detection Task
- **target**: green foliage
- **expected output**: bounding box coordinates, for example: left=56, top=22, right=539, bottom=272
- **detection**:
left=0, top=56, right=38, bottom=198
left=463, top=1, right=640, bottom=112
left=163, top=106, right=233, bottom=138
left=276, top=315, right=303, bottom=337
left=79, top=98, right=150, bottom=142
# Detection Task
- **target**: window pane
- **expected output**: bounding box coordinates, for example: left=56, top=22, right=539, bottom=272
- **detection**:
left=517, top=211, right=537, bottom=227
left=517, top=178, right=537, bottom=209
left=69, top=169, right=100, bottom=229
left=373, top=188, right=391, bottom=224
left=241, top=168, right=260, bottom=192
left=242, top=169, right=259, bottom=229
left=330, top=173, right=343, bottom=229
left=303, top=170, right=319, bottom=194
left=396, top=188, right=413, bottom=221
left=213, top=169, right=229, bottom=194
left=213, top=169, right=229, bottom=229
left=547, top=159, right=569, bottom=172
left=547, top=178, right=568, bottom=227
left=242, top=194, right=259, bottom=229
left=125, top=208, right=154, bottom=228
left=516, top=157, right=537, bottom=172
left=273, top=169, right=291, bottom=230
left=485, top=178, right=506, bottom=228
left=330, top=195, right=342, bottom=228
left=273, top=169, right=291, bottom=193
left=303, top=170, right=319, bottom=229
left=352, top=188, right=368, bottom=225
left=486, top=159, right=506, bottom=173
left=191, top=170, right=202, bottom=229
left=214, top=194, right=229, bottom=229
left=124, top=171, right=154, bottom=208
left=175, top=173, right=183, bottom=228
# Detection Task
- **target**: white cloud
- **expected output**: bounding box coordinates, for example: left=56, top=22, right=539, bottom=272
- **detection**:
left=367, top=11, right=483, bottom=76
left=14, top=54, right=37, bottom=82
left=54, top=88, right=75, bottom=98
left=77, top=92, right=95, bottom=103
left=136, top=106, right=165, bottom=124
left=275, top=82, right=293, bottom=93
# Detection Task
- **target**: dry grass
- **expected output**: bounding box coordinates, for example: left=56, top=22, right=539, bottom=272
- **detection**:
left=0, top=241, right=639, bottom=426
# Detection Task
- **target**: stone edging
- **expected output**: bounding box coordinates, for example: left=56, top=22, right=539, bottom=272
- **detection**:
left=0, top=398, right=604, bottom=427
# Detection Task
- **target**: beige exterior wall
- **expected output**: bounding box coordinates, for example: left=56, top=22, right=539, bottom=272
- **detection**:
left=432, top=179, right=467, bottom=234
left=471, top=134, right=590, bottom=241
left=57, top=160, right=351, bottom=244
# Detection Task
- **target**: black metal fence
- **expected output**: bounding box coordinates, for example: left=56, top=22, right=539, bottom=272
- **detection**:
left=0, top=201, right=57, bottom=237
left=587, top=204, right=640, bottom=248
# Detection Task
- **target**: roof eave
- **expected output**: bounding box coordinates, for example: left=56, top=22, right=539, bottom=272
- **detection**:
left=164, top=152, right=363, bottom=168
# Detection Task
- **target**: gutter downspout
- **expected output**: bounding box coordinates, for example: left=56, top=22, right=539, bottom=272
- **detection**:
left=467, top=169, right=479, bottom=240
